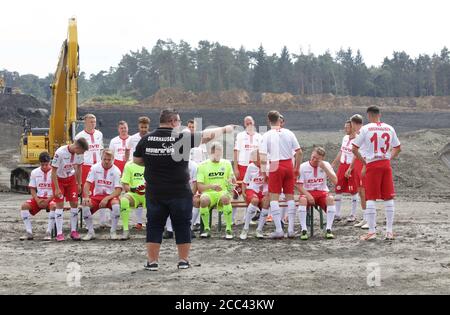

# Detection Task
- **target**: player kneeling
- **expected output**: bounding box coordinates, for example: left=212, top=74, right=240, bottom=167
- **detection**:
left=120, top=161, right=146, bottom=240
left=20, top=152, right=56, bottom=241
left=81, top=149, right=123, bottom=241
left=240, top=150, right=269, bottom=240
left=297, top=147, right=338, bottom=240
left=197, top=142, right=235, bottom=240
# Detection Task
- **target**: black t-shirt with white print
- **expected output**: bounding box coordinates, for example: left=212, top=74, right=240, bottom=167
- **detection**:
left=134, top=127, right=201, bottom=200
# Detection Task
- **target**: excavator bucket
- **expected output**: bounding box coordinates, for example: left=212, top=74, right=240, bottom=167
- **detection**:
left=439, top=143, right=450, bottom=170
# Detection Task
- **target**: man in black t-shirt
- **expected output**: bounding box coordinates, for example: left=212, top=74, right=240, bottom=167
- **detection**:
left=134, top=108, right=235, bottom=271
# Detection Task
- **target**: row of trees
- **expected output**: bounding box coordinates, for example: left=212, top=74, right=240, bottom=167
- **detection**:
left=2, top=40, right=450, bottom=101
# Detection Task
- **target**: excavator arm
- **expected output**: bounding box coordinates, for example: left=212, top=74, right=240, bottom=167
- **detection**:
left=48, top=17, right=79, bottom=154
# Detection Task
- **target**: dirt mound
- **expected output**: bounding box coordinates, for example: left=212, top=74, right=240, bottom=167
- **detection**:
left=141, top=88, right=450, bottom=111
left=0, top=94, right=49, bottom=126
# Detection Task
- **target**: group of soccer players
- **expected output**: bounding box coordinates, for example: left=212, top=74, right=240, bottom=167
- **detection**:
left=19, top=105, right=401, bottom=242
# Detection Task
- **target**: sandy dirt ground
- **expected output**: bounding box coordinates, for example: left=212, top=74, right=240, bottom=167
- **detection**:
left=1, top=126, right=449, bottom=295
left=0, top=193, right=449, bottom=295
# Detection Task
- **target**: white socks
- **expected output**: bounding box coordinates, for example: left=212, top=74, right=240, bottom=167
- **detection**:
left=335, top=194, right=342, bottom=217
left=166, top=217, right=173, bottom=232
left=99, top=208, right=109, bottom=225
left=287, top=200, right=296, bottom=234
left=385, top=199, right=395, bottom=233
left=257, top=208, right=269, bottom=231
left=326, top=205, right=336, bottom=230
left=351, top=194, right=358, bottom=217
left=366, top=200, right=377, bottom=234
left=111, top=204, right=120, bottom=233
left=232, top=207, right=237, bottom=223
left=82, top=207, right=95, bottom=234
left=47, top=211, right=55, bottom=234
left=70, top=208, right=79, bottom=232
left=55, top=209, right=64, bottom=235
left=270, top=201, right=283, bottom=233
left=298, top=205, right=307, bottom=231
left=191, top=207, right=200, bottom=229
left=21, top=210, right=32, bottom=234
left=244, top=204, right=258, bottom=230
left=135, top=207, right=144, bottom=225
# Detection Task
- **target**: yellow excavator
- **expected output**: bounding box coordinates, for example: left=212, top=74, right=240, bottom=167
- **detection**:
left=11, top=17, right=81, bottom=193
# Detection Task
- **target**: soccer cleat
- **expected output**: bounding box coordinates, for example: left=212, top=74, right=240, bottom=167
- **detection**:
left=255, top=229, right=264, bottom=239
left=20, top=232, right=33, bottom=241
left=240, top=229, right=249, bottom=240
left=82, top=233, right=96, bottom=241
left=144, top=261, right=159, bottom=271
left=200, top=230, right=211, bottom=238
left=177, top=260, right=190, bottom=270
left=70, top=231, right=81, bottom=241
left=269, top=231, right=285, bottom=239
left=110, top=231, right=119, bottom=241
left=225, top=230, right=234, bottom=240
left=56, top=234, right=65, bottom=242
left=325, top=229, right=335, bottom=239
left=361, top=223, right=370, bottom=230
left=121, top=230, right=130, bottom=241
left=354, top=220, right=367, bottom=228
left=193, top=223, right=201, bottom=232
left=347, top=215, right=356, bottom=223
left=360, top=233, right=377, bottom=241
left=300, top=230, right=309, bottom=241
left=163, top=230, right=174, bottom=239
left=135, top=223, right=143, bottom=231
left=385, top=232, right=395, bottom=241
left=43, top=232, right=52, bottom=241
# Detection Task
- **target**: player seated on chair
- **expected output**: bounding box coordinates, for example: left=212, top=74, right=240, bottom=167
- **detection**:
left=81, top=149, right=123, bottom=241
left=197, top=142, right=236, bottom=240
left=297, top=147, right=338, bottom=241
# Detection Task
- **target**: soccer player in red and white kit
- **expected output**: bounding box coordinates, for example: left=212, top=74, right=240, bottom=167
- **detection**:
left=128, top=116, right=151, bottom=230
left=74, top=114, right=107, bottom=226
left=352, top=106, right=401, bottom=241
left=240, top=150, right=270, bottom=240
left=19, top=152, right=56, bottom=241
left=81, top=149, right=123, bottom=241
left=349, top=114, right=369, bottom=229
left=233, top=116, right=262, bottom=224
left=109, top=120, right=131, bottom=174
left=297, top=147, right=338, bottom=240
left=51, top=138, right=89, bottom=242
left=74, top=114, right=104, bottom=190
left=331, top=120, right=359, bottom=222
left=260, top=110, right=303, bottom=239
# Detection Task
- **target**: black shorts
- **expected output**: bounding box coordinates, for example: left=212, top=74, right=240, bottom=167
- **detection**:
left=146, top=195, right=193, bottom=245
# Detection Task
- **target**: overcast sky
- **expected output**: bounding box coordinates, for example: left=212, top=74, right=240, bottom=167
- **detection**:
left=1, top=0, right=449, bottom=77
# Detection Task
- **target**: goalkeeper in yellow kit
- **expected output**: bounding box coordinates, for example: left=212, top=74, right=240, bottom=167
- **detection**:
left=120, top=161, right=146, bottom=240
left=197, top=142, right=236, bottom=240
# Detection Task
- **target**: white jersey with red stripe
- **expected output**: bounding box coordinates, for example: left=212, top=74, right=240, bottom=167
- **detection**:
left=260, top=128, right=301, bottom=161
left=86, top=163, right=122, bottom=196
left=340, top=135, right=355, bottom=164
left=128, top=132, right=143, bottom=161
left=75, top=129, right=104, bottom=166
left=353, top=122, right=401, bottom=164
left=243, top=162, right=268, bottom=193
left=29, top=167, right=53, bottom=198
left=51, top=145, right=84, bottom=179
left=297, top=161, right=332, bottom=192
left=189, top=160, right=198, bottom=186
left=109, top=135, right=131, bottom=162
left=234, top=131, right=263, bottom=166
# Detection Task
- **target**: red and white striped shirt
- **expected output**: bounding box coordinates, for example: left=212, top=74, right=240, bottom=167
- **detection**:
left=29, top=167, right=53, bottom=198
left=260, top=128, right=301, bottom=161
left=109, top=136, right=131, bottom=162
left=51, top=145, right=84, bottom=179
left=86, top=163, right=122, bottom=196
left=340, top=135, right=355, bottom=164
